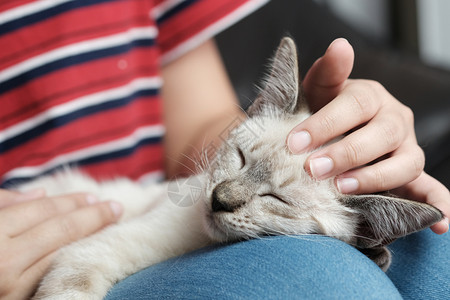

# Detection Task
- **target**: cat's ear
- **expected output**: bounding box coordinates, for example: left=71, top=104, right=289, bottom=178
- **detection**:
left=247, top=37, right=307, bottom=117
left=341, top=193, right=443, bottom=248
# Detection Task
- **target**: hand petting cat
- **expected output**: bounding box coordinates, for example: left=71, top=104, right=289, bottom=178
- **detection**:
left=0, top=189, right=122, bottom=299
left=287, top=38, right=450, bottom=235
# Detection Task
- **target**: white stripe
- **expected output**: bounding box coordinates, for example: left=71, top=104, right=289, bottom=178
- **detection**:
left=0, top=76, right=163, bottom=144
left=0, top=0, right=74, bottom=25
left=161, top=0, right=269, bottom=64
left=150, top=0, right=185, bottom=20
left=138, top=170, right=165, bottom=185
left=3, top=124, right=165, bottom=181
left=0, top=26, right=157, bottom=83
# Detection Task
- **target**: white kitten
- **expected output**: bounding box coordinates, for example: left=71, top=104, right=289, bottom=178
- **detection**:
left=26, top=37, right=442, bottom=299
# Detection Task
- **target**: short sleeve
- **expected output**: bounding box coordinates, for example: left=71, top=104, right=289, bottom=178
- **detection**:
left=153, top=0, right=268, bottom=64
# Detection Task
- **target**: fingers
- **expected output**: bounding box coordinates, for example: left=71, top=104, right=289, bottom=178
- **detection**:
left=334, top=142, right=425, bottom=193
left=13, top=201, right=122, bottom=271
left=288, top=77, right=422, bottom=195
left=288, top=79, right=393, bottom=153
left=0, top=188, right=46, bottom=209
left=304, top=112, right=411, bottom=181
left=0, top=193, right=98, bottom=237
left=302, top=38, right=354, bottom=112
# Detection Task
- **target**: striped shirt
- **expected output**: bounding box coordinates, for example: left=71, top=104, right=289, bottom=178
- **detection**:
left=0, top=0, right=267, bottom=188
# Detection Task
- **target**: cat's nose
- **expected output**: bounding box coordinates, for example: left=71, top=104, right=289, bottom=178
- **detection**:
left=211, top=187, right=234, bottom=212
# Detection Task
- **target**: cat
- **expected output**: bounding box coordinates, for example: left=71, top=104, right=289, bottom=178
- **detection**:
left=25, top=37, right=443, bottom=299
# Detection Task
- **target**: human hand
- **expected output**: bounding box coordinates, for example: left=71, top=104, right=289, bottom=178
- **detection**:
left=286, top=38, right=449, bottom=234
left=0, top=189, right=122, bottom=299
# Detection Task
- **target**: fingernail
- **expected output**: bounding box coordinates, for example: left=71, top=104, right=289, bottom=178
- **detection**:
left=109, top=202, right=123, bottom=217
left=327, top=38, right=349, bottom=51
left=336, top=177, right=359, bottom=194
left=86, top=194, right=99, bottom=205
left=310, top=157, right=334, bottom=179
left=288, top=131, right=311, bottom=153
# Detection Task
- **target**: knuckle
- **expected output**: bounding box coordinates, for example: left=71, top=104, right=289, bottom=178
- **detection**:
left=402, top=105, right=415, bottom=126
left=348, top=88, right=376, bottom=121
left=319, top=114, right=337, bottom=137
left=371, top=167, right=388, bottom=191
left=380, top=122, right=401, bottom=149
left=365, top=79, right=384, bottom=92
left=342, top=140, right=363, bottom=166
left=412, top=146, right=425, bottom=176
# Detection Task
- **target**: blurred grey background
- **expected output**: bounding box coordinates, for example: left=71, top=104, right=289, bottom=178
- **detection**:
left=216, top=0, right=450, bottom=188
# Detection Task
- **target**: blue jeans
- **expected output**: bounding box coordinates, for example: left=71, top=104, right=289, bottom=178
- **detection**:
left=105, top=229, right=449, bottom=299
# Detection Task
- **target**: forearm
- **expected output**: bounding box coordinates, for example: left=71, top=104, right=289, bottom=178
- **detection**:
left=175, top=109, right=245, bottom=176
left=162, top=39, right=243, bottom=178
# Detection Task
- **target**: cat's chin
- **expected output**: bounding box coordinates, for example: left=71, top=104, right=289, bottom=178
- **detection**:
left=202, top=214, right=230, bottom=242
left=202, top=211, right=243, bottom=242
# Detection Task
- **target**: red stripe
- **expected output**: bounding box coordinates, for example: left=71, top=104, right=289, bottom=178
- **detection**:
left=0, top=96, right=163, bottom=176
left=81, top=143, right=164, bottom=181
left=0, top=48, right=160, bottom=129
left=158, top=0, right=248, bottom=54
left=153, top=0, right=165, bottom=7
left=0, top=0, right=154, bottom=69
left=0, top=0, right=35, bottom=11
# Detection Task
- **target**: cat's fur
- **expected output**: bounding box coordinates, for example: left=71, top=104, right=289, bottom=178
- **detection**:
left=24, top=37, right=443, bottom=299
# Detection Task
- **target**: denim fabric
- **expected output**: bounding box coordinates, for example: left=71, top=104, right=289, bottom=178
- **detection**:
left=106, top=235, right=411, bottom=299
left=387, top=229, right=450, bottom=300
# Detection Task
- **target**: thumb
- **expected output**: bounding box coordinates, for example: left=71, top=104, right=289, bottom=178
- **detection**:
left=303, top=38, right=354, bottom=112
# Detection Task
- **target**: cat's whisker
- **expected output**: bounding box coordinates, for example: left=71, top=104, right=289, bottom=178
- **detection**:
left=231, top=101, right=250, bottom=120
left=166, top=154, right=199, bottom=176
left=180, top=152, right=205, bottom=174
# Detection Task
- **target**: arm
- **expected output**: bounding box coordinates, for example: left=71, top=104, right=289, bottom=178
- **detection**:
left=162, top=39, right=244, bottom=177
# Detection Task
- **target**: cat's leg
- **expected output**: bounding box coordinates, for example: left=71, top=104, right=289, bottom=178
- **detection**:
left=33, top=201, right=211, bottom=300
left=15, top=170, right=168, bottom=222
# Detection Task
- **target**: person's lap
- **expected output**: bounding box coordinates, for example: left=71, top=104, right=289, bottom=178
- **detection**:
left=105, top=229, right=448, bottom=299
left=102, top=237, right=370, bottom=299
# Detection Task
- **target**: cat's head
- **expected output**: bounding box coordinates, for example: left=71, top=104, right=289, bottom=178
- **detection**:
left=202, top=37, right=443, bottom=271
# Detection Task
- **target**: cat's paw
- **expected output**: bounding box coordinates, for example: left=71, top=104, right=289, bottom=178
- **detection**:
left=33, top=269, right=107, bottom=300
left=33, top=268, right=107, bottom=300
left=33, top=250, right=111, bottom=300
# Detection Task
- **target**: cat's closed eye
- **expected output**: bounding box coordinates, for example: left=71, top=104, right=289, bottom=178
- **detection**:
left=259, top=193, right=289, bottom=205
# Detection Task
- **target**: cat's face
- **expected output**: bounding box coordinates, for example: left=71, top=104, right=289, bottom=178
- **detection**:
left=203, top=112, right=357, bottom=243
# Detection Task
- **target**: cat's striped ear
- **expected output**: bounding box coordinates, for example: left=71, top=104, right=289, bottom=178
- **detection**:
left=247, top=37, right=307, bottom=117
left=340, top=193, right=443, bottom=249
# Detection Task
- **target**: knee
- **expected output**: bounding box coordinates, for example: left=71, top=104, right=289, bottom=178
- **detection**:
left=220, top=236, right=401, bottom=299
